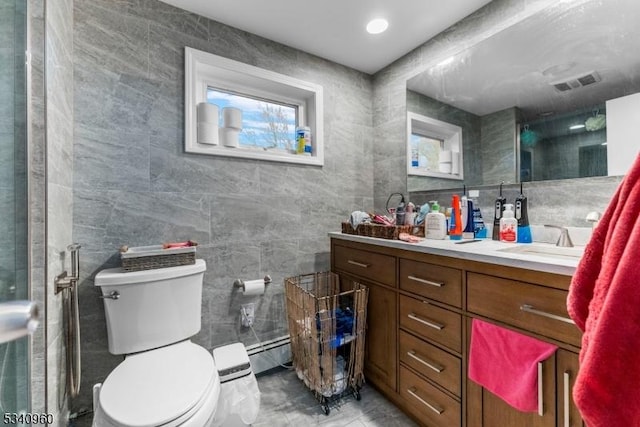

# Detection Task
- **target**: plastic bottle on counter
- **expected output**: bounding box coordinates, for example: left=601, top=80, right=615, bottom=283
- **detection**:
left=425, top=201, right=447, bottom=240
left=499, top=204, right=518, bottom=243
left=449, top=195, right=463, bottom=240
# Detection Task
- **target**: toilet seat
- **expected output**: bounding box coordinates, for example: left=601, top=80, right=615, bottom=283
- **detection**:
left=96, top=341, right=220, bottom=427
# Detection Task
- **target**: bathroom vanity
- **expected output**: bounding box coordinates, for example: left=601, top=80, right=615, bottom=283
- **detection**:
left=330, top=233, right=584, bottom=427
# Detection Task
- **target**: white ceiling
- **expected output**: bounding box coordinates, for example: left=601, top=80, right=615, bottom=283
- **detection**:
left=159, top=0, right=492, bottom=74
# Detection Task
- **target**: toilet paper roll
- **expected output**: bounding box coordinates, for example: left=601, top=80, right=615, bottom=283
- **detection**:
left=243, top=279, right=265, bottom=296
left=197, top=123, right=219, bottom=145
left=439, top=162, right=452, bottom=174
left=197, top=102, right=218, bottom=124
left=222, top=107, right=243, bottom=130
left=220, top=127, right=240, bottom=148
left=439, top=150, right=453, bottom=163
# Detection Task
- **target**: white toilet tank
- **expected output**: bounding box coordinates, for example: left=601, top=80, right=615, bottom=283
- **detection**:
left=95, top=259, right=206, bottom=355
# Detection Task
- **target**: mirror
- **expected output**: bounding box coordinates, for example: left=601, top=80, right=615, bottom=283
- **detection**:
left=406, top=0, right=640, bottom=191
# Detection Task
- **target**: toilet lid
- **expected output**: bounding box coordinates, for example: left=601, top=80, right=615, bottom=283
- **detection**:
left=99, top=341, right=217, bottom=427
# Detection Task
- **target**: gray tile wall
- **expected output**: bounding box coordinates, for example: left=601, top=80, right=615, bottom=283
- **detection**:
left=27, top=0, right=47, bottom=416
left=71, top=0, right=373, bottom=413
left=46, top=0, right=74, bottom=423
left=410, top=176, right=622, bottom=229
left=373, top=0, right=622, bottom=225
left=480, top=107, right=519, bottom=184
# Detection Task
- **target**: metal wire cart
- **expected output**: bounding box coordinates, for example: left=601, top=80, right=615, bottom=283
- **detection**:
left=284, top=272, right=369, bottom=415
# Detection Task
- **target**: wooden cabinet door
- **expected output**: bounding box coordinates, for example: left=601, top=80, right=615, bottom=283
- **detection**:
left=556, top=350, right=585, bottom=427
left=363, top=280, right=397, bottom=393
left=467, top=318, right=556, bottom=427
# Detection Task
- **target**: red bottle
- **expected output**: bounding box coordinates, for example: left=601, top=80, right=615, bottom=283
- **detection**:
left=449, top=195, right=463, bottom=240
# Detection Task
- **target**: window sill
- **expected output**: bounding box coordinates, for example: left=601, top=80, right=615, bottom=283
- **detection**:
left=186, top=143, right=324, bottom=166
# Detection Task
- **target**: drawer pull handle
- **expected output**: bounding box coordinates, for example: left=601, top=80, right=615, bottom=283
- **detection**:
left=407, top=387, right=444, bottom=415
left=407, top=351, right=444, bottom=373
left=520, top=304, right=575, bottom=325
left=538, top=362, right=544, bottom=416
left=347, top=260, right=369, bottom=268
left=408, top=313, right=444, bottom=330
left=408, top=275, right=444, bottom=287
left=564, top=371, right=571, bottom=427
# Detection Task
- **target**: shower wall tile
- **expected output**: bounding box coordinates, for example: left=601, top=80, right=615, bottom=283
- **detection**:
left=46, top=0, right=74, bottom=421
left=72, top=0, right=373, bottom=412
left=27, top=0, right=47, bottom=414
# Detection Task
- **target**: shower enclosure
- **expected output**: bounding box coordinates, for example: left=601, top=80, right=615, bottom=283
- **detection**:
left=0, top=0, right=30, bottom=417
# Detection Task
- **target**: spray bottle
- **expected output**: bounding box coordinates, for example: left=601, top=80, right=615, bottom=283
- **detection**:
left=515, top=182, right=532, bottom=243
left=492, top=182, right=506, bottom=240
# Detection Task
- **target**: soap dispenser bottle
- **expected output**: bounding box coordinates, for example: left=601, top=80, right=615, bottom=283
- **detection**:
left=492, top=182, right=506, bottom=240
left=425, top=201, right=447, bottom=240
left=499, top=204, right=518, bottom=243
left=515, top=182, right=532, bottom=243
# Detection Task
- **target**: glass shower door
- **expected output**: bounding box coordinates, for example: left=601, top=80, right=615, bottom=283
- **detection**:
left=0, top=0, right=30, bottom=417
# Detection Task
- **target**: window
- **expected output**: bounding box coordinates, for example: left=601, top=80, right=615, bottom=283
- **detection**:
left=206, top=87, right=298, bottom=152
left=185, top=47, right=324, bottom=166
left=407, top=112, right=463, bottom=180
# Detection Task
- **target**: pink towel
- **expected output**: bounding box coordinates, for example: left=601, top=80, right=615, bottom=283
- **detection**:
left=567, top=153, right=640, bottom=427
left=468, top=319, right=557, bottom=412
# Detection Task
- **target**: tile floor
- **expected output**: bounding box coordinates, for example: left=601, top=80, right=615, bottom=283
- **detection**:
left=71, top=367, right=417, bottom=427
left=254, top=368, right=417, bottom=426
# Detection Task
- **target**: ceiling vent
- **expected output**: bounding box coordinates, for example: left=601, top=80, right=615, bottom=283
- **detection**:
left=551, top=71, right=601, bottom=92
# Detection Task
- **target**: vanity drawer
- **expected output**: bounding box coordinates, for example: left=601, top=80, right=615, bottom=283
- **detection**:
left=400, top=259, right=462, bottom=307
left=400, top=294, right=462, bottom=353
left=333, top=245, right=396, bottom=286
left=400, top=365, right=461, bottom=427
left=399, top=330, right=461, bottom=397
left=467, top=272, right=581, bottom=347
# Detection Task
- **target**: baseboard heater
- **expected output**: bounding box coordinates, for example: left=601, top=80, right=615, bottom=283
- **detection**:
left=246, top=335, right=291, bottom=375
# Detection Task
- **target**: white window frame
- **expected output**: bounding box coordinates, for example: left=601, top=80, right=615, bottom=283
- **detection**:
left=407, top=112, right=464, bottom=180
left=185, top=47, right=324, bottom=166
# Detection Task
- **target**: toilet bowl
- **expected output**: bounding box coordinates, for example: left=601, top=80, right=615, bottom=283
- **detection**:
left=93, top=341, right=221, bottom=427
left=91, top=260, right=260, bottom=427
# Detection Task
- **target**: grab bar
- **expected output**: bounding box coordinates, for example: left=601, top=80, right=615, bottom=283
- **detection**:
left=54, top=244, right=82, bottom=398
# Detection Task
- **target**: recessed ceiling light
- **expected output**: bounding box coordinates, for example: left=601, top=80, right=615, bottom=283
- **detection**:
left=366, top=18, right=388, bottom=35
left=569, top=124, right=586, bottom=130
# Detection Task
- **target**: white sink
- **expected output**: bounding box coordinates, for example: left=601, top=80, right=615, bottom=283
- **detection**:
left=497, top=244, right=585, bottom=260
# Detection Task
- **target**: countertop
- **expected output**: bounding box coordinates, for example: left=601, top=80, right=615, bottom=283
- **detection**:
left=329, top=232, right=582, bottom=276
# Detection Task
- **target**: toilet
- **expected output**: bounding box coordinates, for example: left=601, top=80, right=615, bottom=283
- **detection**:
left=92, top=259, right=260, bottom=427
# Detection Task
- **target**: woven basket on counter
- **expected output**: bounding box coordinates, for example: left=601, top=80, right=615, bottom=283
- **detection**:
left=120, top=244, right=196, bottom=272
left=341, top=222, right=422, bottom=240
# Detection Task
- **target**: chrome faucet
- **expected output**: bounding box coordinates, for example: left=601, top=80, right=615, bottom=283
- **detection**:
left=544, top=225, right=574, bottom=247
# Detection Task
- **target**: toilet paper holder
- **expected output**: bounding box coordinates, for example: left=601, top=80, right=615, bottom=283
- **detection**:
left=233, top=275, right=272, bottom=292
